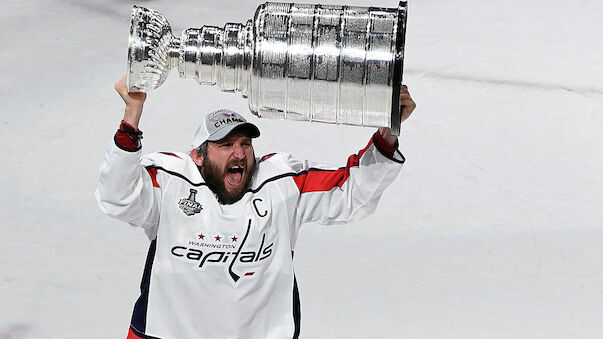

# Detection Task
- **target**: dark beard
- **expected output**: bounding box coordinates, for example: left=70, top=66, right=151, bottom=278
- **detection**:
left=200, top=156, right=257, bottom=205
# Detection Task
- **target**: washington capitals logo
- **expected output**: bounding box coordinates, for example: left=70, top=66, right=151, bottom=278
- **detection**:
left=170, top=220, right=274, bottom=285
left=179, top=189, right=202, bottom=216
left=222, top=112, right=236, bottom=118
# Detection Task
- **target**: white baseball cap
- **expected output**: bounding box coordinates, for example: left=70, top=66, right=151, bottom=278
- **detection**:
left=192, top=109, right=260, bottom=147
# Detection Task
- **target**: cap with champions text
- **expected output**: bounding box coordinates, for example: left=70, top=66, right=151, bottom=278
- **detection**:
left=192, top=109, right=260, bottom=147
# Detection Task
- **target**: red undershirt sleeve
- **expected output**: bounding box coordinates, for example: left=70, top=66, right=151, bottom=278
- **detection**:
left=114, top=120, right=142, bottom=152
left=372, top=131, right=399, bottom=158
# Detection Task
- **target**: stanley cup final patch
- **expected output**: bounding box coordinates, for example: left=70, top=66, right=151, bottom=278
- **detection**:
left=179, top=189, right=203, bottom=216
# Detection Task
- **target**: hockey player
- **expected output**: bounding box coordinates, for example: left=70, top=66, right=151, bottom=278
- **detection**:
left=96, top=76, right=416, bottom=339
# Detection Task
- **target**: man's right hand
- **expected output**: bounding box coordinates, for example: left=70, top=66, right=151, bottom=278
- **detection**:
left=115, top=75, right=146, bottom=129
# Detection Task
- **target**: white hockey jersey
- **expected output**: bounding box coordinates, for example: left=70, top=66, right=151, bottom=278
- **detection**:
left=96, top=134, right=404, bottom=339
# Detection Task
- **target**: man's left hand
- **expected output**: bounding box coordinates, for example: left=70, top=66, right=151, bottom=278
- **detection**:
left=379, top=84, right=416, bottom=147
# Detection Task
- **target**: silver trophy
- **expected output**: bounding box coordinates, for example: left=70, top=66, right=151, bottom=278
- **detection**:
left=127, top=2, right=407, bottom=135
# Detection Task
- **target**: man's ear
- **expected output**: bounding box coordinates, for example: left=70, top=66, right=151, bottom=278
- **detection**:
left=190, top=149, right=203, bottom=166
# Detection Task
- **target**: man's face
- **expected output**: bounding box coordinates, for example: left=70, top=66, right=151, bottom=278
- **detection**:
left=196, top=131, right=256, bottom=204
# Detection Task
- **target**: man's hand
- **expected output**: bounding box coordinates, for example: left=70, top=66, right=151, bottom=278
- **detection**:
left=115, top=75, right=147, bottom=129
left=378, top=85, right=416, bottom=147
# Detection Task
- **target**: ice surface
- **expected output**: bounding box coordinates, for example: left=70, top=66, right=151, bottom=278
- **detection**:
left=1, top=0, right=602, bottom=338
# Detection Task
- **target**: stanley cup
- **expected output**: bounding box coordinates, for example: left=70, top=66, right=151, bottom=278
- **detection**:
left=127, top=2, right=408, bottom=135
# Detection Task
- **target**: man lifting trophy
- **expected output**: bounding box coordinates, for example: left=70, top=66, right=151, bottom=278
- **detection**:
left=96, top=2, right=416, bottom=338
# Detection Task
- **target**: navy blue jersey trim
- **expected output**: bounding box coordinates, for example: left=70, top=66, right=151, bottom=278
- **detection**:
left=147, top=145, right=399, bottom=195
left=159, top=152, right=182, bottom=159
left=145, top=166, right=208, bottom=188
left=293, top=276, right=301, bottom=338
left=147, top=165, right=358, bottom=196
left=130, top=239, right=157, bottom=336
left=292, top=251, right=301, bottom=339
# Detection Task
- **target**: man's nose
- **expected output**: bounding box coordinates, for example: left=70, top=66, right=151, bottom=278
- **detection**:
left=232, top=143, right=245, bottom=159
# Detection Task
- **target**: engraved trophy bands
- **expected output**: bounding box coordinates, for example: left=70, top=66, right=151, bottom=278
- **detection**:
left=127, top=2, right=408, bottom=135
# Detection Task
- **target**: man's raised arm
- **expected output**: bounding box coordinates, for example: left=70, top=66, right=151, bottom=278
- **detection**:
left=95, top=76, right=160, bottom=239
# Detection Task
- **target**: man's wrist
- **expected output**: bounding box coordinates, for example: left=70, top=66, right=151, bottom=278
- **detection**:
left=123, top=104, right=143, bottom=129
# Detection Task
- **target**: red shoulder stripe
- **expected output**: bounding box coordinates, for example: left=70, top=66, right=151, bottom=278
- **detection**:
left=146, top=168, right=160, bottom=188
left=293, top=139, right=373, bottom=193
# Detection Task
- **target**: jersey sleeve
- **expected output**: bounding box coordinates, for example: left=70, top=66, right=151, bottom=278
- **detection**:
left=95, top=139, right=162, bottom=240
left=289, top=132, right=405, bottom=226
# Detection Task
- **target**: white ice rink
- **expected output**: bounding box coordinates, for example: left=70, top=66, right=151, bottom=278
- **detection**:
left=1, top=0, right=602, bottom=338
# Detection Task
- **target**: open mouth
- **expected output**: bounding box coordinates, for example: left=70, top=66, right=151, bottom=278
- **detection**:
left=225, top=165, right=245, bottom=189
